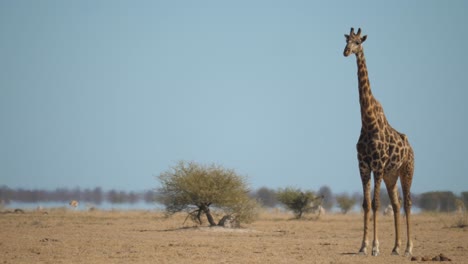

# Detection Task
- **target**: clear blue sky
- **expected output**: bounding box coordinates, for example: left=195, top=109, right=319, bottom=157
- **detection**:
left=1, top=1, right=467, bottom=194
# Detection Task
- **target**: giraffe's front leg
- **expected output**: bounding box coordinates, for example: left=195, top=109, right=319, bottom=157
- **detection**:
left=359, top=168, right=371, bottom=255
left=371, top=174, right=384, bottom=256
left=359, top=202, right=371, bottom=255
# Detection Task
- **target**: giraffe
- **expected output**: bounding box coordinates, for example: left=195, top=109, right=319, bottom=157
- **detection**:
left=343, top=28, right=414, bottom=256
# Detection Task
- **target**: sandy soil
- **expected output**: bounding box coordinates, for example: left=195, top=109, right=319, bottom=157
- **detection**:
left=0, top=209, right=466, bottom=263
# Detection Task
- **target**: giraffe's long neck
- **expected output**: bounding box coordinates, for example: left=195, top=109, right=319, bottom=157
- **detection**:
left=356, top=50, right=379, bottom=129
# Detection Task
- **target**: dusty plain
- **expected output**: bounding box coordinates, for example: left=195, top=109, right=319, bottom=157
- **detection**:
left=0, top=209, right=467, bottom=263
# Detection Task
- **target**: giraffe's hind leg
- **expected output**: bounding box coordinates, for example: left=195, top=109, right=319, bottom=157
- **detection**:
left=400, top=150, right=414, bottom=256
left=384, top=172, right=401, bottom=255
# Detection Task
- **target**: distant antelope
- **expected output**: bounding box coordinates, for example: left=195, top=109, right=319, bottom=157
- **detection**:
left=455, top=199, right=466, bottom=214
left=383, top=204, right=393, bottom=216
left=309, top=195, right=325, bottom=217
left=317, top=205, right=325, bottom=216
left=69, top=200, right=79, bottom=209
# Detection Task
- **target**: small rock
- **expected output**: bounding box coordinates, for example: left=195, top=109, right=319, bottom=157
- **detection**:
left=439, top=253, right=451, bottom=261
left=39, top=238, right=59, bottom=243
left=411, top=256, right=421, bottom=261
left=421, top=256, right=432, bottom=261
left=432, top=255, right=441, bottom=261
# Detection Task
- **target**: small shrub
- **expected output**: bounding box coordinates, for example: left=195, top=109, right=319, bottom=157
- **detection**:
left=335, top=193, right=356, bottom=214
left=276, top=188, right=321, bottom=219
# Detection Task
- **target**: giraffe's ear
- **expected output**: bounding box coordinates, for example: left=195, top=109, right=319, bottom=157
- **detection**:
left=361, top=35, right=367, bottom=43
left=344, top=34, right=349, bottom=40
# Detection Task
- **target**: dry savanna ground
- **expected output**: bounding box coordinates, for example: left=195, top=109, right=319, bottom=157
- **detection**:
left=0, top=208, right=467, bottom=264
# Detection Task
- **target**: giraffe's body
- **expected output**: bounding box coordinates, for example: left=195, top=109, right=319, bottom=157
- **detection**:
left=344, top=28, right=414, bottom=256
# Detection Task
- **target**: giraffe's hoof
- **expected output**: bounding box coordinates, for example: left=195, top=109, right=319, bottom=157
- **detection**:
left=358, top=247, right=367, bottom=255
left=391, top=250, right=400, bottom=256
left=404, top=246, right=413, bottom=257
left=372, top=249, right=380, bottom=256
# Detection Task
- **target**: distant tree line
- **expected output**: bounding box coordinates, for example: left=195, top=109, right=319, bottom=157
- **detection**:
left=250, top=187, right=468, bottom=214
left=417, top=191, right=468, bottom=212
left=0, top=186, right=157, bottom=205
left=1, top=185, right=466, bottom=213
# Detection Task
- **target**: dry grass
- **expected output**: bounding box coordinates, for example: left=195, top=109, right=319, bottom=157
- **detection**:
left=0, top=209, right=467, bottom=263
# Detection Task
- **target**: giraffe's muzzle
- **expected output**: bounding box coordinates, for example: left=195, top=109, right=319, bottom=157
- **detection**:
left=344, top=48, right=351, bottom=57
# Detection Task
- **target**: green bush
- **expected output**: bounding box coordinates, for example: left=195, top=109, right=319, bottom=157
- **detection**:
left=157, top=161, right=259, bottom=226
left=335, top=193, right=356, bottom=214
left=277, top=187, right=320, bottom=219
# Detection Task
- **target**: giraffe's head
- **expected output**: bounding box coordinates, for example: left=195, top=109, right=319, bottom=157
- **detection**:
left=343, top=27, right=367, bottom=57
